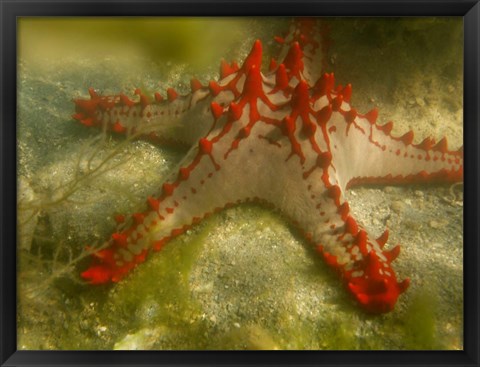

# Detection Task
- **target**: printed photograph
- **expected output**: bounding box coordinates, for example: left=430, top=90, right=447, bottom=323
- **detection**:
left=17, top=17, right=463, bottom=350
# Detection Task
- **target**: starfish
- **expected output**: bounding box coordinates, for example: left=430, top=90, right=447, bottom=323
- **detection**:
left=73, top=19, right=463, bottom=313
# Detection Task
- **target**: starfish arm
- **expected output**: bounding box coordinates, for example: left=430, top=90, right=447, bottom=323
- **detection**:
left=79, top=137, right=255, bottom=285
left=340, top=110, right=463, bottom=185
left=317, top=220, right=411, bottom=314
left=72, top=86, right=221, bottom=147
left=272, top=18, right=330, bottom=86
left=72, top=39, right=268, bottom=148
left=323, top=99, right=463, bottom=189
left=300, top=169, right=411, bottom=313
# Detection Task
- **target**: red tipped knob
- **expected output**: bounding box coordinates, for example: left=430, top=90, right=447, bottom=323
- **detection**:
left=383, top=245, right=401, bottom=263
left=167, top=88, right=178, bottom=102
left=198, top=138, right=213, bottom=154
left=342, top=84, right=352, bottom=102
left=332, top=95, right=343, bottom=111
left=345, top=108, right=357, bottom=124
left=365, top=108, right=378, bottom=125
left=275, top=64, right=289, bottom=90
left=209, top=81, right=222, bottom=96
left=228, top=102, right=242, bottom=121
left=210, top=102, right=224, bottom=120
left=345, top=216, right=359, bottom=236
left=400, top=131, right=414, bottom=145
left=283, top=42, right=303, bottom=74
left=433, top=137, right=448, bottom=153
left=397, top=278, right=410, bottom=293
left=162, top=183, right=175, bottom=196
left=242, top=39, right=263, bottom=72
left=190, top=78, right=203, bottom=92
left=88, top=87, right=98, bottom=99
left=380, top=121, right=393, bottom=135
left=269, top=58, right=278, bottom=72
left=154, top=92, right=164, bottom=102
left=417, top=137, right=434, bottom=151
left=376, top=229, right=389, bottom=248
left=147, top=196, right=160, bottom=211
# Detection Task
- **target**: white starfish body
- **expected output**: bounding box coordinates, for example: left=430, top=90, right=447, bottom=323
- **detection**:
left=73, top=19, right=462, bottom=313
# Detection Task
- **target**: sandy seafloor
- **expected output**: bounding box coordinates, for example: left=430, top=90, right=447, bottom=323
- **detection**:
left=16, top=18, right=463, bottom=350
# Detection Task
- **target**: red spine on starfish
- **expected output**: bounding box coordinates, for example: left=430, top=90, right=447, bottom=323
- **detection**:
left=74, top=18, right=463, bottom=314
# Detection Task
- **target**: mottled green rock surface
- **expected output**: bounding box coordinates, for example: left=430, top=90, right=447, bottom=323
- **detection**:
left=17, top=18, right=463, bottom=350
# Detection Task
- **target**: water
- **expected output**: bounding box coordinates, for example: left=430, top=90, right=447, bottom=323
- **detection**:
left=16, top=17, right=463, bottom=350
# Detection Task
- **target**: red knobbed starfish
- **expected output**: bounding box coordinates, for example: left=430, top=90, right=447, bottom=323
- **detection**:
left=73, top=19, right=463, bottom=313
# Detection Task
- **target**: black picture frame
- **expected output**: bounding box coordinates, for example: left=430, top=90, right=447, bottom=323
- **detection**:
left=1, top=0, right=479, bottom=366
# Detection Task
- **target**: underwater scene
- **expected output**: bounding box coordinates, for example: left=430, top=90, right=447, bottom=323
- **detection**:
left=17, top=17, right=463, bottom=350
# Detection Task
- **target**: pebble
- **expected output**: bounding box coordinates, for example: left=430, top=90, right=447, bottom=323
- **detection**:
left=416, top=97, right=426, bottom=107
left=383, top=186, right=396, bottom=194
left=391, top=201, right=404, bottom=213
left=414, top=190, right=424, bottom=198
left=429, top=219, right=447, bottom=229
